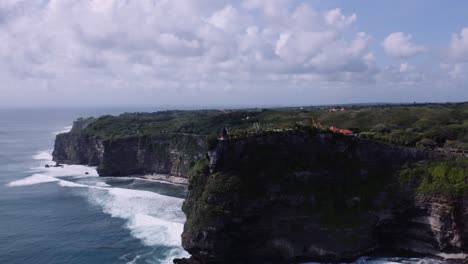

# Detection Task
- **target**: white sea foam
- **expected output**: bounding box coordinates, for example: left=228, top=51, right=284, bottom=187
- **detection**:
left=57, top=180, right=90, bottom=188
left=37, top=164, right=98, bottom=177
left=127, top=214, right=184, bottom=247
left=84, top=186, right=190, bottom=262
left=53, top=125, right=73, bottom=135
left=160, top=248, right=190, bottom=264
left=94, top=182, right=111, bottom=187
left=7, top=173, right=59, bottom=186
left=10, top=149, right=190, bottom=262
left=33, top=151, right=53, bottom=161
left=87, top=187, right=186, bottom=247
left=29, top=150, right=98, bottom=177
left=8, top=149, right=95, bottom=187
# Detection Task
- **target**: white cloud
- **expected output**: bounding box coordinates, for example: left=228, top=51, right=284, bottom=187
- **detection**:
left=441, top=63, right=468, bottom=80
left=447, top=28, right=468, bottom=62
left=325, top=8, right=356, bottom=29
left=0, top=1, right=373, bottom=95
left=382, top=32, right=428, bottom=59
left=399, top=63, right=414, bottom=73
left=376, top=63, right=427, bottom=90
left=207, top=5, right=239, bottom=29
left=440, top=27, right=468, bottom=80
left=0, top=0, right=465, bottom=106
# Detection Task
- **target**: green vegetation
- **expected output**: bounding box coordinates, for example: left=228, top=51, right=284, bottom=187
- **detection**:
left=180, top=104, right=468, bottom=233
left=399, top=158, right=468, bottom=196
left=320, top=103, right=468, bottom=148
left=188, top=159, right=210, bottom=181
left=183, top=159, right=237, bottom=237
left=74, top=102, right=468, bottom=150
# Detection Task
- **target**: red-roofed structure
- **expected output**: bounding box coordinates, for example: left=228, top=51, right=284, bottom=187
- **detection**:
left=339, top=128, right=353, bottom=135
left=328, top=126, right=353, bottom=135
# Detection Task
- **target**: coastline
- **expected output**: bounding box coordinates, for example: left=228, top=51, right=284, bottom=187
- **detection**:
left=133, top=174, right=188, bottom=185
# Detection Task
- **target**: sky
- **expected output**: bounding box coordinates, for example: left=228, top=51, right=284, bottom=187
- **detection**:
left=1, top=0, right=468, bottom=107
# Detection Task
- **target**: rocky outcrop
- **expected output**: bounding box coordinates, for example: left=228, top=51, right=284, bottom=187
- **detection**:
left=71, top=117, right=95, bottom=131
left=53, top=133, right=104, bottom=166
left=385, top=194, right=468, bottom=256
left=179, top=131, right=467, bottom=264
left=53, top=124, right=207, bottom=177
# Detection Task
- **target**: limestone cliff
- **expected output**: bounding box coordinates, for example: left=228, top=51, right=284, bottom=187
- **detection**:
left=52, top=116, right=468, bottom=263
left=52, top=118, right=207, bottom=177
left=53, top=133, right=104, bottom=166
left=96, top=134, right=207, bottom=176
left=179, top=131, right=467, bottom=264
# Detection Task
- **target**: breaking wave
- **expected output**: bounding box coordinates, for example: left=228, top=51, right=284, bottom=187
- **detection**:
left=8, top=150, right=189, bottom=263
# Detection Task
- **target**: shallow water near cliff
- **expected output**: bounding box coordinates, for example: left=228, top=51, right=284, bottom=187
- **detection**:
left=0, top=107, right=447, bottom=264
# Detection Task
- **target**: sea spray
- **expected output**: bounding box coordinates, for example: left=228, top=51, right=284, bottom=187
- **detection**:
left=8, top=150, right=190, bottom=263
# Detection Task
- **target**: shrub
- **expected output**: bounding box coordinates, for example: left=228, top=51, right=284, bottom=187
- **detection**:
left=399, top=159, right=468, bottom=196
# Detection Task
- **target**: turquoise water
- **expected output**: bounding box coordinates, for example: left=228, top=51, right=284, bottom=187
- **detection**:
left=0, top=107, right=447, bottom=264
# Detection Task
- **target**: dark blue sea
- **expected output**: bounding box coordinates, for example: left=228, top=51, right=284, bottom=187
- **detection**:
left=0, top=107, right=447, bottom=264
left=0, top=107, right=189, bottom=264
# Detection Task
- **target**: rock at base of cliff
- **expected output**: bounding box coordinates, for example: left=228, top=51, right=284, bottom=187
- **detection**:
left=173, top=257, right=202, bottom=264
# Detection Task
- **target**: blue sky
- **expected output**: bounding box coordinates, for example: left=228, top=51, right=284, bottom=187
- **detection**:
left=0, top=0, right=467, bottom=107
left=320, top=1, right=466, bottom=43
left=317, top=0, right=467, bottom=64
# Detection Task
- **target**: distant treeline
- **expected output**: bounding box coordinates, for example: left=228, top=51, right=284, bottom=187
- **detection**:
left=75, top=102, right=468, bottom=150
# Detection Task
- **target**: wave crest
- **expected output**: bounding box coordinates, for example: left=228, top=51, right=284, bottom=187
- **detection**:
left=9, top=149, right=189, bottom=262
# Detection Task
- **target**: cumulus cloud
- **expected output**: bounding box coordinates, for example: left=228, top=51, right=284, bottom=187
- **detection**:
left=447, top=28, right=468, bottom=62
left=382, top=32, right=428, bottom=59
left=0, top=0, right=382, bottom=105
left=440, top=27, right=468, bottom=80
left=378, top=63, right=424, bottom=85
left=0, top=0, right=465, bottom=106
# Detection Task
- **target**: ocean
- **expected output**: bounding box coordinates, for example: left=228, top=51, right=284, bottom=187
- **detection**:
left=0, top=107, right=446, bottom=264
left=0, top=107, right=188, bottom=264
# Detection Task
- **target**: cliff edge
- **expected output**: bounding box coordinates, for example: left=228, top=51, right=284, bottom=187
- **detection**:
left=52, top=117, right=207, bottom=177
left=179, top=131, right=467, bottom=263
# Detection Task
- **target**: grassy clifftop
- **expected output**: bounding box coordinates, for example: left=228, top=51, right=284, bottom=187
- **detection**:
left=70, top=102, right=468, bottom=150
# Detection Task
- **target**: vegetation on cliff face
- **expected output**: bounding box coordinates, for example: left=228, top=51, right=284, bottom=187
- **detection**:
left=399, top=157, right=468, bottom=196
left=183, top=159, right=214, bottom=239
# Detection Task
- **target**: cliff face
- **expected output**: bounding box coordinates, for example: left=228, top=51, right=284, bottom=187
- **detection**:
left=180, top=131, right=467, bottom=264
left=97, top=134, right=207, bottom=176
left=53, top=133, right=104, bottom=166
left=53, top=130, right=207, bottom=177
left=385, top=194, right=468, bottom=256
